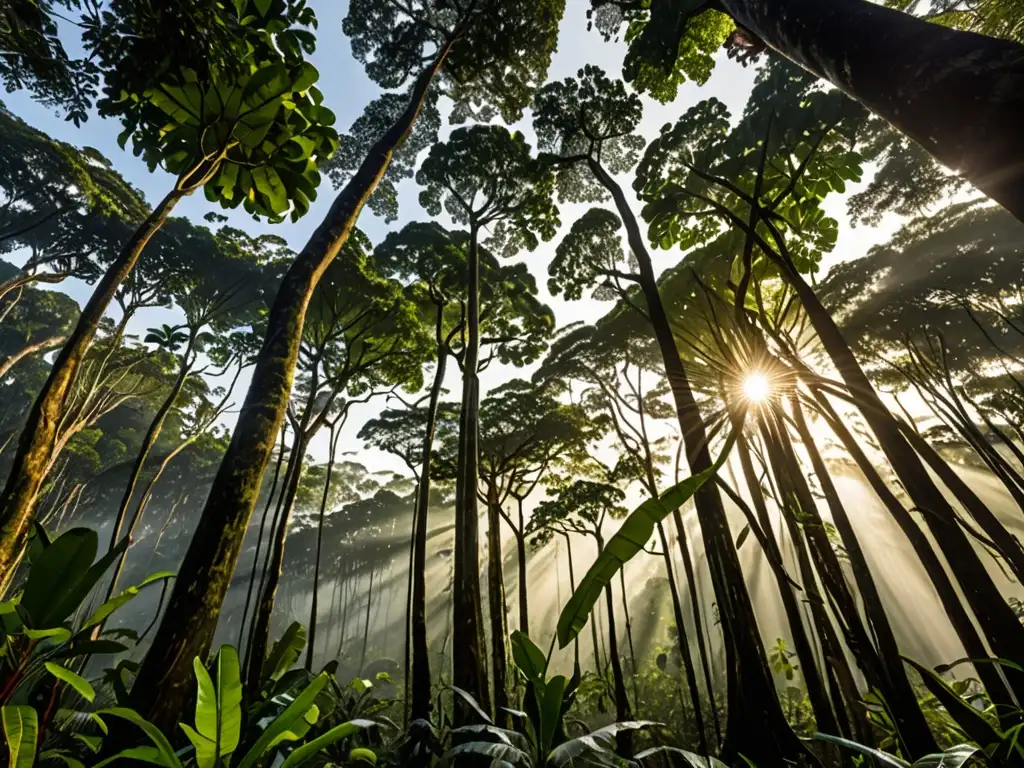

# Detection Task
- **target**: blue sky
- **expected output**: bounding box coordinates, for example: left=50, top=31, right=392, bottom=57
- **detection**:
left=2, top=0, right=905, bottom=471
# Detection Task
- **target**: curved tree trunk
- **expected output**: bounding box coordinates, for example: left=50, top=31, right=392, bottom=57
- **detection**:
left=125, top=45, right=453, bottom=732
left=590, top=157, right=812, bottom=765
left=0, top=335, right=65, bottom=381
left=452, top=220, right=489, bottom=717
left=790, top=395, right=937, bottom=754
left=808, top=385, right=1019, bottom=710
left=717, top=0, right=1024, bottom=220
left=410, top=345, right=447, bottom=721
left=782, top=261, right=1024, bottom=693
left=0, top=188, right=184, bottom=593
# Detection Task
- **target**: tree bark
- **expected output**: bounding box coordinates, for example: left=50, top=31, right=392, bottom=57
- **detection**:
left=452, top=219, right=490, bottom=717
left=589, top=157, right=812, bottom=765
left=410, top=346, right=447, bottom=721
left=0, top=188, right=183, bottom=593
left=516, top=499, right=529, bottom=637
left=306, top=423, right=341, bottom=671
left=124, top=44, right=453, bottom=732
left=485, top=483, right=510, bottom=723
left=0, top=334, right=65, bottom=381
left=717, top=0, right=1024, bottom=220
left=597, top=534, right=633, bottom=755
left=782, top=261, right=1024, bottom=693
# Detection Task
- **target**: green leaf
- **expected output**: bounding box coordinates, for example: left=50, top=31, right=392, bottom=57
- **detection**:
left=2, top=706, right=38, bottom=768
left=262, top=622, right=306, bottom=684
left=24, top=626, right=71, bottom=643
left=90, top=746, right=167, bottom=767
left=449, top=686, right=493, bottom=726
left=813, top=733, right=909, bottom=767
left=79, top=571, right=174, bottom=631
left=291, top=63, right=319, bottom=94
left=901, top=658, right=1007, bottom=752
left=912, top=746, right=981, bottom=768
left=556, top=431, right=736, bottom=648
left=27, top=520, right=51, bottom=564
left=254, top=0, right=271, bottom=16
left=509, top=631, right=547, bottom=687
left=438, top=743, right=531, bottom=767
left=96, top=708, right=184, bottom=768
left=44, top=662, right=96, bottom=702
left=38, top=750, right=86, bottom=768
left=279, top=719, right=375, bottom=768
left=21, top=528, right=97, bottom=627
left=538, top=674, right=566, bottom=755
left=186, top=645, right=242, bottom=767
left=633, top=746, right=731, bottom=767
left=237, top=673, right=328, bottom=768
left=252, top=167, right=288, bottom=214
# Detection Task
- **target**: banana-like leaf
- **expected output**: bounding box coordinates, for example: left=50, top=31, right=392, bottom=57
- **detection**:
left=912, top=745, right=981, bottom=768
left=44, top=662, right=96, bottom=702
left=813, top=733, right=909, bottom=767
left=438, top=742, right=531, bottom=767
left=450, top=685, right=493, bottom=726
left=78, top=571, right=174, bottom=632
left=237, top=673, right=328, bottom=768
left=263, top=622, right=306, bottom=684
left=556, top=432, right=736, bottom=648
left=96, top=708, right=184, bottom=768
left=2, top=705, right=38, bottom=768
left=510, top=631, right=547, bottom=687
left=538, top=675, right=566, bottom=756
left=452, top=725, right=531, bottom=751
left=183, top=646, right=242, bottom=767
left=633, top=746, right=731, bottom=767
left=279, top=719, right=375, bottom=768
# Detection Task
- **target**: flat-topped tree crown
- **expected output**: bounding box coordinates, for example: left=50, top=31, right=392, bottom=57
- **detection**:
left=345, top=0, right=564, bottom=124
left=533, top=64, right=645, bottom=203
left=107, top=0, right=337, bottom=222
left=416, top=125, right=559, bottom=255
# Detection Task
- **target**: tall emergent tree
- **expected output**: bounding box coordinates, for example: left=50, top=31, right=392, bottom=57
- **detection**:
left=0, top=0, right=336, bottom=592
left=534, top=64, right=809, bottom=764
left=416, top=124, right=559, bottom=714
left=129, top=0, right=564, bottom=730
left=591, top=0, right=1024, bottom=220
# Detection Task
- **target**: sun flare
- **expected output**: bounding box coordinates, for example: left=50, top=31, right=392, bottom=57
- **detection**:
left=742, top=372, right=771, bottom=403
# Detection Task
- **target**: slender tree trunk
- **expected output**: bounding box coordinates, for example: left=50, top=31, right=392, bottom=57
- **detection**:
left=453, top=219, right=489, bottom=717
left=617, top=569, right=639, bottom=706
left=125, top=45, right=453, bottom=731
left=790, top=395, right=937, bottom=754
left=515, top=499, right=529, bottom=637
left=599, top=531, right=633, bottom=755
left=239, top=426, right=288, bottom=649
left=102, top=339, right=196, bottom=605
left=590, top=157, right=812, bottom=765
left=562, top=534, right=581, bottom=668
left=0, top=188, right=184, bottom=592
left=0, top=335, right=65, bottom=381
left=245, top=431, right=309, bottom=694
left=671, top=508, right=721, bottom=749
left=717, top=0, right=1024, bottom=220
left=306, top=424, right=341, bottom=671
left=735, top=429, right=841, bottom=740
left=0, top=270, right=68, bottom=305
left=784, top=263, right=1024, bottom=691
left=485, top=483, right=509, bottom=723
left=656, top=521, right=708, bottom=753
left=809, top=386, right=1019, bottom=709
left=360, top=568, right=376, bottom=672
left=411, top=346, right=447, bottom=721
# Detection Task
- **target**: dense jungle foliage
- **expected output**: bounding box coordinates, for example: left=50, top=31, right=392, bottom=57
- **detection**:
left=1, top=0, right=1024, bottom=765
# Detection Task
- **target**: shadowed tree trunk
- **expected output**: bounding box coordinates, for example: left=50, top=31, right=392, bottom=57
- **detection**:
left=124, top=44, right=454, bottom=731
left=0, top=188, right=187, bottom=592
left=590, top=158, right=813, bottom=764
left=597, top=530, right=632, bottom=756
left=307, top=422, right=341, bottom=671
left=485, top=483, right=510, bottom=723
left=715, top=0, right=1024, bottom=220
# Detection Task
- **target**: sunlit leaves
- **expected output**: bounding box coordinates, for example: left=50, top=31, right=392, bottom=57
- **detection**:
left=549, top=208, right=630, bottom=301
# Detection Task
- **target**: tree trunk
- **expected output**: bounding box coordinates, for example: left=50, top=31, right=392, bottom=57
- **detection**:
left=589, top=157, right=812, bottom=765
left=790, top=394, right=937, bottom=755
left=718, top=0, right=1024, bottom=220
left=245, top=431, right=308, bottom=694
left=485, top=483, right=509, bottom=723
left=124, top=44, right=453, bottom=732
left=453, top=219, right=489, bottom=717
left=516, top=499, right=529, bottom=637
left=656, top=521, right=708, bottom=754
left=0, top=188, right=183, bottom=592
left=410, top=345, right=447, bottom=721
left=0, top=335, right=65, bottom=381
left=808, top=385, right=1019, bottom=710
left=360, top=568, right=376, bottom=672
left=306, top=423, right=341, bottom=671
left=600, top=557, right=633, bottom=756
left=784, top=262, right=1024, bottom=693
left=103, top=338, right=196, bottom=604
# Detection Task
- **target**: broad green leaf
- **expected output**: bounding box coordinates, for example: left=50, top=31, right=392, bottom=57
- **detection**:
left=633, top=746, right=731, bottom=767
left=912, top=745, right=981, bottom=768
left=348, top=747, right=378, bottom=765
left=438, top=742, right=531, bottom=767
left=510, top=631, right=547, bottom=688
left=279, top=719, right=375, bottom=767
left=262, top=622, right=306, bottom=684
left=21, top=528, right=97, bottom=627
left=91, top=745, right=167, bottom=767
left=79, top=571, right=174, bottom=631
left=24, top=626, right=71, bottom=643
left=44, top=662, right=96, bottom=702
left=556, top=431, right=736, bottom=647
left=237, top=673, right=328, bottom=768
left=449, top=685, right=493, bottom=726
left=97, top=708, right=184, bottom=768
left=38, top=750, right=86, bottom=768
left=813, top=733, right=909, bottom=767
left=2, top=706, right=38, bottom=768
left=538, top=674, right=566, bottom=755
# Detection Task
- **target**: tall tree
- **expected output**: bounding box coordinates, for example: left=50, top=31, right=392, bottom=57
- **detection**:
left=592, top=0, right=1024, bottom=220
left=131, top=0, right=564, bottom=730
left=535, top=64, right=807, bottom=764
left=0, top=0, right=336, bottom=592
left=416, top=124, right=559, bottom=715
